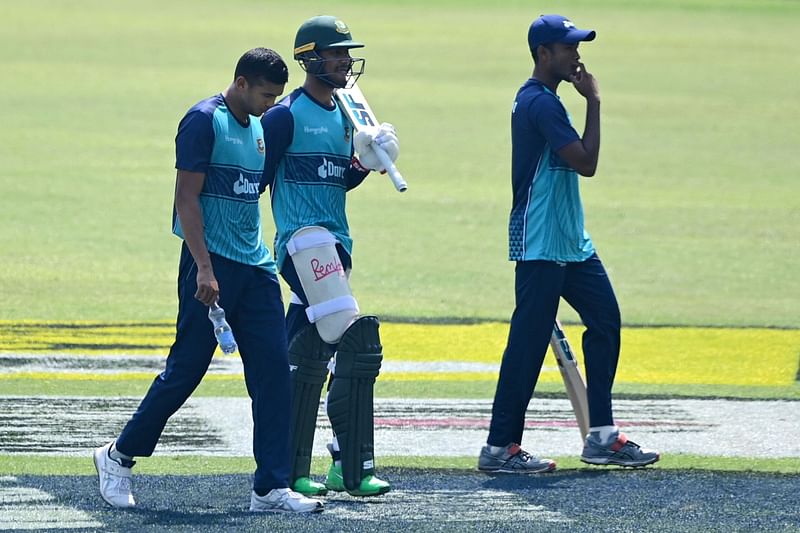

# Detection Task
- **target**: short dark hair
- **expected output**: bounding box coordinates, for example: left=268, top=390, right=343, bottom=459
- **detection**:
left=234, top=48, right=289, bottom=85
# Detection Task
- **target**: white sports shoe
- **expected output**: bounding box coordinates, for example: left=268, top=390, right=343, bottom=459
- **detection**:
left=93, top=441, right=135, bottom=508
left=250, top=488, right=324, bottom=513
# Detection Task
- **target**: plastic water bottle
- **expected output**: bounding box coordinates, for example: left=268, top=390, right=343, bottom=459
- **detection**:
left=208, top=302, right=238, bottom=355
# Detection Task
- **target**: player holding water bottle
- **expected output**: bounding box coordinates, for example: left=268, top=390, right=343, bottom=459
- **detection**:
left=92, top=48, right=323, bottom=513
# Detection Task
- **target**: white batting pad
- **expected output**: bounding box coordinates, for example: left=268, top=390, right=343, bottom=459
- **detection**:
left=287, top=226, right=359, bottom=343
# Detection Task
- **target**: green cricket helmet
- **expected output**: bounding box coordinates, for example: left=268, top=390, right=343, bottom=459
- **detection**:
left=293, top=15, right=365, bottom=88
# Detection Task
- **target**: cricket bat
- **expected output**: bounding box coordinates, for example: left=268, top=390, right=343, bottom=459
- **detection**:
left=550, top=320, right=590, bottom=443
left=334, top=83, right=407, bottom=192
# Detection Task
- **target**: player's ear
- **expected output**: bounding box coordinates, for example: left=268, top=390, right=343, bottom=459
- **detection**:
left=234, top=75, right=248, bottom=90
left=536, top=44, right=548, bottom=62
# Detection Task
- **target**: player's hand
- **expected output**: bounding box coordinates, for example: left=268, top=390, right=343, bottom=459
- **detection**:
left=354, top=122, right=399, bottom=171
left=570, top=62, right=600, bottom=103
left=194, top=266, right=219, bottom=306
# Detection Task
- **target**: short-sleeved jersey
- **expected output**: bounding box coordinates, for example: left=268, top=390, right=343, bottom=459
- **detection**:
left=509, top=78, right=595, bottom=262
left=173, top=94, right=276, bottom=273
left=260, top=88, right=367, bottom=270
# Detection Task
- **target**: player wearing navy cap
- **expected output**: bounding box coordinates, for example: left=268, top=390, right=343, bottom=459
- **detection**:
left=480, top=15, right=660, bottom=473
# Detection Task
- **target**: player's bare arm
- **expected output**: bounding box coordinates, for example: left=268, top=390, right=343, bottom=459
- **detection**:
left=174, top=169, right=218, bottom=306
left=558, top=63, right=600, bottom=176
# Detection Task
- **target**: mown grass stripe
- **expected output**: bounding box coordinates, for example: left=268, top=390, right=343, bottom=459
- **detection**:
left=1, top=454, right=797, bottom=475
left=0, top=372, right=244, bottom=382
left=1, top=378, right=797, bottom=400
left=2, top=322, right=798, bottom=387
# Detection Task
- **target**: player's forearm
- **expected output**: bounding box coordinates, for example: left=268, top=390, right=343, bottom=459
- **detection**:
left=175, top=195, right=213, bottom=272
left=579, top=99, right=601, bottom=176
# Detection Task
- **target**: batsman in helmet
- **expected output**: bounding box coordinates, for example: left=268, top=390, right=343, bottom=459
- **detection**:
left=259, top=15, right=399, bottom=497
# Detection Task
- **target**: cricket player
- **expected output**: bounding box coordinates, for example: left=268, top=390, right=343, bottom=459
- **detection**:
left=479, top=15, right=660, bottom=472
left=260, top=15, right=398, bottom=497
left=93, top=48, right=323, bottom=513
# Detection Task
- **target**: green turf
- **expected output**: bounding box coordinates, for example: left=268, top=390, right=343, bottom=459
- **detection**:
left=2, top=322, right=797, bottom=399
left=1, top=377, right=797, bottom=400
left=2, top=454, right=797, bottom=476
left=1, top=0, right=798, bottom=481
left=1, top=0, right=798, bottom=327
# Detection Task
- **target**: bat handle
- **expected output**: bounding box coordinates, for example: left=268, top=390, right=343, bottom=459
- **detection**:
left=373, top=144, right=407, bottom=192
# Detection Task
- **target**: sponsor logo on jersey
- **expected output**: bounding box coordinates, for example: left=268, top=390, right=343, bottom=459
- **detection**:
left=233, top=173, right=259, bottom=195
left=317, top=157, right=346, bottom=180
left=225, top=135, right=244, bottom=145
left=304, top=125, right=329, bottom=135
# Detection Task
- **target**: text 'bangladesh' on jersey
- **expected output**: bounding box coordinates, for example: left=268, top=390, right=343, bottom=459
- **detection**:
left=509, top=78, right=595, bottom=262
left=173, top=94, right=276, bottom=273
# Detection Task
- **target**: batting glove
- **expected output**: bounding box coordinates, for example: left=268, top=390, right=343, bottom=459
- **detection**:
left=354, top=122, right=399, bottom=172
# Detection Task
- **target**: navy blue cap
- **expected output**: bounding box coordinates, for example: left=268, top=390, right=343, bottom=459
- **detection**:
left=528, top=14, right=596, bottom=51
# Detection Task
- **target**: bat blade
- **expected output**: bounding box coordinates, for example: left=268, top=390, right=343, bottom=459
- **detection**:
left=334, top=83, right=407, bottom=192
left=550, top=320, right=590, bottom=443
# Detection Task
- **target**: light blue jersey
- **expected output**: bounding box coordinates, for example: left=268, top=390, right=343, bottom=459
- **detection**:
left=173, top=94, right=276, bottom=273
left=509, top=79, right=594, bottom=262
left=261, top=88, right=369, bottom=270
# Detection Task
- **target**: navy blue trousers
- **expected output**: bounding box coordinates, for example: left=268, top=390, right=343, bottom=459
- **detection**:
left=487, top=253, right=621, bottom=447
left=116, top=243, right=291, bottom=492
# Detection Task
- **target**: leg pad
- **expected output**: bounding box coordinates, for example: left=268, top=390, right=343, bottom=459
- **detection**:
left=326, top=316, right=382, bottom=491
left=289, top=325, right=334, bottom=481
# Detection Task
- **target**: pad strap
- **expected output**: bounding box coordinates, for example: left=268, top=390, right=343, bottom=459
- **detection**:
left=287, top=229, right=337, bottom=255
left=305, top=295, right=360, bottom=323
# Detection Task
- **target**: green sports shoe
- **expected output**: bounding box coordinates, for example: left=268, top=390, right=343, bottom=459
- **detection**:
left=292, top=476, right=328, bottom=496
left=324, top=463, right=391, bottom=496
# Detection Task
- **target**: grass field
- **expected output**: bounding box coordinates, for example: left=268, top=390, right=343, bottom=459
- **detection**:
left=3, top=454, right=798, bottom=476
left=1, top=0, right=798, bottom=326
left=1, top=322, right=798, bottom=400
left=0, top=4, right=799, bottom=527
